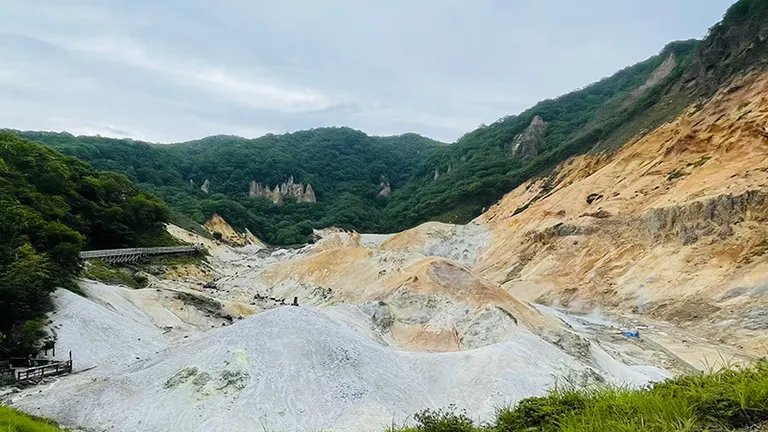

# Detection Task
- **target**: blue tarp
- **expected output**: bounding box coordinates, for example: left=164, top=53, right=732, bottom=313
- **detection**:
left=622, top=330, right=640, bottom=339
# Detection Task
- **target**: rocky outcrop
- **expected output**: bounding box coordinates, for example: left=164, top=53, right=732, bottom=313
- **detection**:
left=378, top=182, right=392, bottom=198
left=204, top=214, right=265, bottom=247
left=433, top=167, right=440, bottom=181
left=200, top=179, right=210, bottom=194
left=249, top=176, right=316, bottom=204
left=509, top=115, right=547, bottom=160
left=642, top=190, right=768, bottom=245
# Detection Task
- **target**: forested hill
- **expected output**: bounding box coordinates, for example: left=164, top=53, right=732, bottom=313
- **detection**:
left=0, top=133, right=171, bottom=354
left=12, top=0, right=768, bottom=245
left=17, top=128, right=443, bottom=244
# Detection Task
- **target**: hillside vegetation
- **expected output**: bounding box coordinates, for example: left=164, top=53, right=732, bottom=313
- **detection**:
left=394, top=360, right=768, bottom=432
left=11, top=0, right=768, bottom=245
left=382, top=40, right=698, bottom=229
left=17, top=129, right=440, bottom=244
left=0, top=133, right=171, bottom=355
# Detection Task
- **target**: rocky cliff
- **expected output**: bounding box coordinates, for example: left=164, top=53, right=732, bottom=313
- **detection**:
left=472, top=70, right=768, bottom=354
left=509, top=115, right=547, bottom=160
left=249, top=176, right=316, bottom=204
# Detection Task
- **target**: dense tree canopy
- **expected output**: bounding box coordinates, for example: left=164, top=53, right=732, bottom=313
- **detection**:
left=0, top=133, right=170, bottom=354
left=18, top=129, right=442, bottom=244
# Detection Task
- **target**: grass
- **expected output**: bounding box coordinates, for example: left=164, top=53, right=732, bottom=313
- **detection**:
left=173, top=291, right=233, bottom=321
left=391, top=359, right=768, bottom=432
left=0, top=406, right=69, bottom=432
left=667, top=167, right=688, bottom=181
left=146, top=251, right=207, bottom=267
left=170, top=209, right=213, bottom=240
left=81, top=259, right=148, bottom=289
left=81, top=251, right=206, bottom=288
left=688, top=155, right=712, bottom=168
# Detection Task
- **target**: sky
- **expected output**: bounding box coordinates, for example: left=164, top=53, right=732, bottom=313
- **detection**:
left=0, top=1, right=735, bottom=143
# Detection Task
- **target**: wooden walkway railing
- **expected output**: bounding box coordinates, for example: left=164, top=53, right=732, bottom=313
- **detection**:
left=15, top=360, right=72, bottom=383
left=1, top=353, right=74, bottom=385
left=79, top=245, right=202, bottom=263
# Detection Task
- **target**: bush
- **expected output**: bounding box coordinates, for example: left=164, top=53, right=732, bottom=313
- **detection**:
left=392, top=407, right=476, bottom=432
left=495, top=390, right=588, bottom=431
left=5, top=319, right=51, bottom=356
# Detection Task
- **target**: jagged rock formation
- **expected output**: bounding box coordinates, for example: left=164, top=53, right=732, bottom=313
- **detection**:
left=249, top=176, right=316, bottom=204
left=509, top=115, right=547, bottom=160
left=434, top=167, right=440, bottom=181
left=200, top=179, right=210, bottom=194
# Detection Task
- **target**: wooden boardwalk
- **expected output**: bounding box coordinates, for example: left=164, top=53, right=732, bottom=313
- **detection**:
left=79, top=245, right=202, bottom=263
left=14, top=360, right=73, bottom=383
left=1, top=354, right=74, bottom=385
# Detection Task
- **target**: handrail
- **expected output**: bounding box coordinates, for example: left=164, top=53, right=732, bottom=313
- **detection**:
left=16, top=360, right=72, bottom=382
left=79, top=245, right=201, bottom=259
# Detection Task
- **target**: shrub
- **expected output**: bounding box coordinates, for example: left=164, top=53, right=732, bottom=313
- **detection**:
left=495, top=390, right=588, bottom=431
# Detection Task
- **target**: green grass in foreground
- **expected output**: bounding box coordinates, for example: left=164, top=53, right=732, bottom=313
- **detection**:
left=0, top=406, right=69, bottom=432
left=391, top=359, right=768, bottom=432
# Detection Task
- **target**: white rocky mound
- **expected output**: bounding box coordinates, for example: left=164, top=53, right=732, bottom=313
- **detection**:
left=14, top=286, right=666, bottom=432
left=48, top=286, right=168, bottom=372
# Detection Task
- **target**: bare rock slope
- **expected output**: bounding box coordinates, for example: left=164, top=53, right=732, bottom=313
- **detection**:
left=473, top=71, right=768, bottom=355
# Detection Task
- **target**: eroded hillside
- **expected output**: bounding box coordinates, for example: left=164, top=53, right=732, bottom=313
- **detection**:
left=473, top=70, right=768, bottom=354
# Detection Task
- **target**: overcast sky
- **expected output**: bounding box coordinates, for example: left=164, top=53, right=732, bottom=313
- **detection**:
left=0, top=1, right=734, bottom=143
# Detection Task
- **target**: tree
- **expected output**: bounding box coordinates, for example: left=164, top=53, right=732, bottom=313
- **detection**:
left=0, top=133, right=172, bottom=354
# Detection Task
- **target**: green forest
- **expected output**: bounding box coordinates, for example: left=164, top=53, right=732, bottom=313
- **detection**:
left=9, top=0, right=768, bottom=245
left=0, top=133, right=171, bottom=355
left=17, top=129, right=442, bottom=244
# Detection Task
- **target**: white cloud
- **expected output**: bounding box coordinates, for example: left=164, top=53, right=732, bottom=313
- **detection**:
left=36, top=4, right=108, bottom=23
left=358, top=107, right=483, bottom=135
left=0, top=0, right=736, bottom=143
left=63, top=37, right=335, bottom=113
